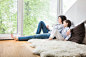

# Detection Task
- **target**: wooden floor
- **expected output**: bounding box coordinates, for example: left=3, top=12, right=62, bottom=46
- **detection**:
left=0, top=40, right=40, bottom=57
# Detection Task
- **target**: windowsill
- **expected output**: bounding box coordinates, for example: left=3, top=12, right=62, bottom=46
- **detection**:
left=0, top=34, right=21, bottom=39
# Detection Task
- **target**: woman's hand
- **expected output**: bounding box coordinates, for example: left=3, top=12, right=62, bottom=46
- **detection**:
left=46, top=25, right=49, bottom=29
left=66, top=29, right=71, bottom=36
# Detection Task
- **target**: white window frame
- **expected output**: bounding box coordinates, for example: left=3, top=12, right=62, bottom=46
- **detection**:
left=59, top=0, right=63, bottom=15
left=0, top=0, right=23, bottom=39
left=0, top=0, right=61, bottom=39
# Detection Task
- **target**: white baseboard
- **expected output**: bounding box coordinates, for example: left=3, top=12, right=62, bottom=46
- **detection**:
left=0, top=34, right=20, bottom=39
left=0, top=36, right=13, bottom=39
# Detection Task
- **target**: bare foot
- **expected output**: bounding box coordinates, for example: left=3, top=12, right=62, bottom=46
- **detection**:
left=11, top=33, right=18, bottom=41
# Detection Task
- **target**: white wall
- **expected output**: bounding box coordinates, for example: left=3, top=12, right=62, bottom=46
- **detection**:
left=65, top=0, right=86, bottom=26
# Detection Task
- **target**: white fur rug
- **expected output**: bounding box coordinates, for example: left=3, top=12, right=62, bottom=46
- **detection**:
left=27, top=39, right=86, bottom=57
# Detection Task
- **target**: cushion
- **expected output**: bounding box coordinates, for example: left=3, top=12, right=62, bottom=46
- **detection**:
left=68, top=22, right=85, bottom=44
left=82, top=34, right=86, bottom=44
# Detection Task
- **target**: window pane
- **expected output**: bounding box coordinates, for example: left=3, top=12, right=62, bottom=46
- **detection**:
left=0, top=0, right=17, bottom=34
left=62, top=0, right=77, bottom=14
left=23, top=0, right=57, bottom=36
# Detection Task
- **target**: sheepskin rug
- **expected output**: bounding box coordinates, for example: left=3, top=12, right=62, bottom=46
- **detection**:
left=27, top=39, right=86, bottom=57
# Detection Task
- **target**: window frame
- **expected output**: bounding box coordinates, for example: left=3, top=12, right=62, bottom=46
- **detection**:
left=0, top=0, right=23, bottom=39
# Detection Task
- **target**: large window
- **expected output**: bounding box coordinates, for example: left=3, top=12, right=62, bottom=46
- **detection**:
left=0, top=0, right=17, bottom=34
left=0, top=0, right=59, bottom=38
left=23, top=0, right=57, bottom=36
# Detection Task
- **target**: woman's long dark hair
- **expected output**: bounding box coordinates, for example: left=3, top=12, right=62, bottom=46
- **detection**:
left=58, top=15, right=67, bottom=24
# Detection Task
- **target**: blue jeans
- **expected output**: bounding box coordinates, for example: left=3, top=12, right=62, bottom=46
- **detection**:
left=36, top=21, right=50, bottom=34
left=18, top=33, right=50, bottom=41
left=18, top=21, right=50, bottom=41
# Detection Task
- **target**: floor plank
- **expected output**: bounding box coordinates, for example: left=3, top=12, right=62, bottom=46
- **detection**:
left=0, top=40, right=40, bottom=57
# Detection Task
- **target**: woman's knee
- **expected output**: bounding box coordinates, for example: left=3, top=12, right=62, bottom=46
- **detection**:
left=39, top=21, right=44, bottom=24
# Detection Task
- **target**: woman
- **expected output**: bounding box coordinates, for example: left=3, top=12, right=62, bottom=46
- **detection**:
left=11, top=15, right=67, bottom=41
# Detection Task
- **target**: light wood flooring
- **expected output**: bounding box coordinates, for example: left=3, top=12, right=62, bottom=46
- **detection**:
left=0, top=40, right=40, bottom=57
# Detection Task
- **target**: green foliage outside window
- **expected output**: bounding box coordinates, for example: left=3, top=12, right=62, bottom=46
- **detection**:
left=0, top=0, right=17, bottom=34
left=23, top=0, right=57, bottom=36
